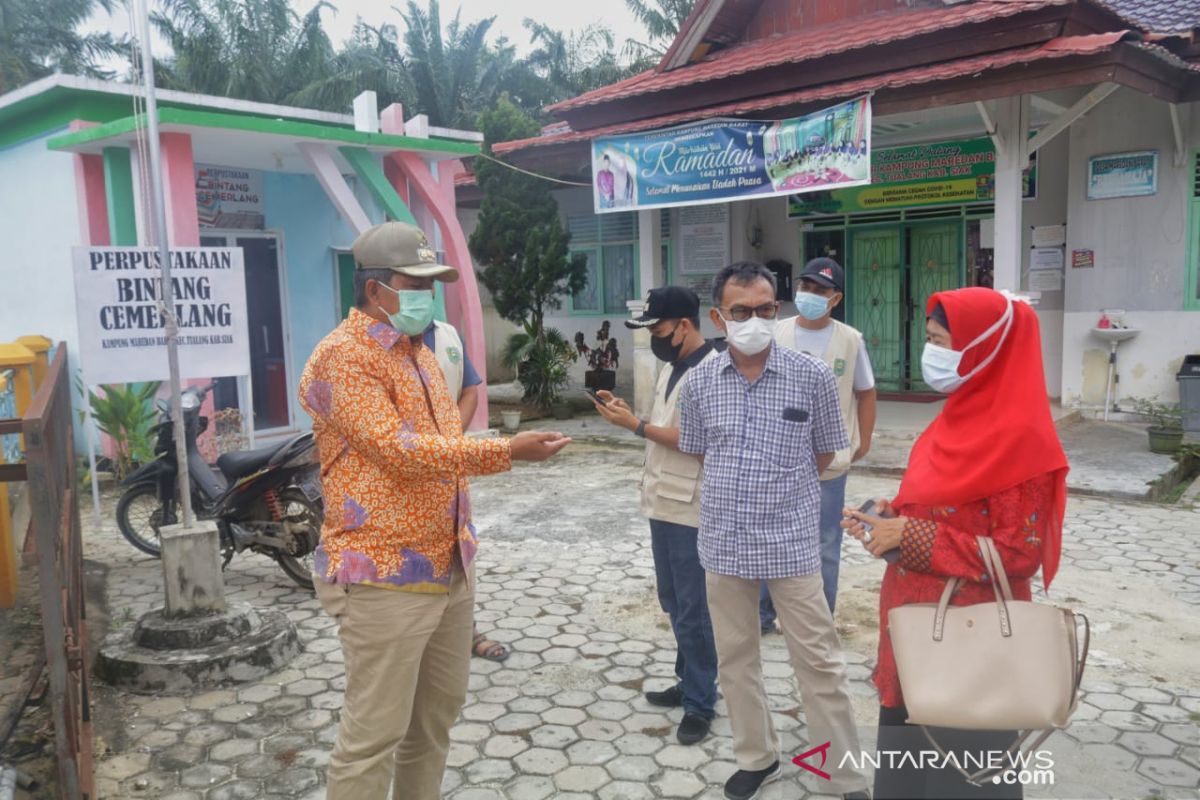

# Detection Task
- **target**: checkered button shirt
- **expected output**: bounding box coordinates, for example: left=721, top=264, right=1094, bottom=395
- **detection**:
left=678, top=344, right=848, bottom=579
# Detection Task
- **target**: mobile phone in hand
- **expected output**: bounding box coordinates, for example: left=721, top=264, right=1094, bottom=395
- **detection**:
left=856, top=500, right=901, bottom=563
left=584, top=388, right=606, bottom=406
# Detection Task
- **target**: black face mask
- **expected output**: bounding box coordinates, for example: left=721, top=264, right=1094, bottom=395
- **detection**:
left=650, top=325, right=684, bottom=363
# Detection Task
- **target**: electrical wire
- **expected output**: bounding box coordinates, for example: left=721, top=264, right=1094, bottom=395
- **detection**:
left=472, top=151, right=592, bottom=187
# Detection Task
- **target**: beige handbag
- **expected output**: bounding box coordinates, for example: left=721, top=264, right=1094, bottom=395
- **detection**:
left=888, top=535, right=1089, bottom=783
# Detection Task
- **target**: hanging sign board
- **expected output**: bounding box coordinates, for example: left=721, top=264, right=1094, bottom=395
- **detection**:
left=196, top=164, right=265, bottom=229
left=1086, top=151, right=1158, bottom=200
left=72, top=247, right=250, bottom=386
left=788, top=137, right=1037, bottom=218
left=591, top=96, right=871, bottom=213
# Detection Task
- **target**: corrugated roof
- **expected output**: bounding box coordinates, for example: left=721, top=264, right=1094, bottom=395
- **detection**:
left=497, top=32, right=1137, bottom=156
left=1099, top=0, right=1200, bottom=33
left=548, top=0, right=1067, bottom=113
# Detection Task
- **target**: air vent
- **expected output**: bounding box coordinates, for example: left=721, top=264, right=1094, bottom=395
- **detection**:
left=1193, top=154, right=1200, bottom=199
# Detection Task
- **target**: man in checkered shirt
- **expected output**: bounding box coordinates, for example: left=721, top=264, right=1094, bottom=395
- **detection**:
left=678, top=262, right=869, bottom=800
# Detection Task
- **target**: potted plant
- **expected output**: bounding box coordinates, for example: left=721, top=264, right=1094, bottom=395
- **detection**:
left=1131, top=397, right=1184, bottom=454
left=577, top=322, right=619, bottom=392
left=501, top=324, right=577, bottom=414
left=500, top=409, right=522, bottom=432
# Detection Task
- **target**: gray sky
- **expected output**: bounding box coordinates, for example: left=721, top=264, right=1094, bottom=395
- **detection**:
left=85, top=0, right=649, bottom=61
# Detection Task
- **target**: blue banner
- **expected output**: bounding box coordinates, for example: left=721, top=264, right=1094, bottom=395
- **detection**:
left=591, top=96, right=871, bottom=213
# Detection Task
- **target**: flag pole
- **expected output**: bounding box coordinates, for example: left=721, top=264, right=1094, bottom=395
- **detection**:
left=135, top=0, right=193, bottom=527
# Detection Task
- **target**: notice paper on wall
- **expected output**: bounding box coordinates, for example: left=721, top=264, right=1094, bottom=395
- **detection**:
left=1029, top=247, right=1064, bottom=271
left=1028, top=269, right=1063, bottom=292
left=1031, top=224, right=1066, bottom=248
left=679, top=204, right=731, bottom=275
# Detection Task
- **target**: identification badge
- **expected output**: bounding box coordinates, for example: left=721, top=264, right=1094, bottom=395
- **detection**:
left=833, top=358, right=846, bottom=376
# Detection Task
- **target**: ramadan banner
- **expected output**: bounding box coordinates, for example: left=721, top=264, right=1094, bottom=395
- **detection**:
left=591, top=96, right=871, bottom=213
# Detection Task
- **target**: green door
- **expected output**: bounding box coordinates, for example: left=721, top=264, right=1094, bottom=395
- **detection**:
left=848, top=227, right=904, bottom=391
left=337, top=252, right=356, bottom=319
left=907, top=223, right=961, bottom=388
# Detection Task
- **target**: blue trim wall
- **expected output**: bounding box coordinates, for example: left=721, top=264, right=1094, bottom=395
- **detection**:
left=263, top=171, right=360, bottom=429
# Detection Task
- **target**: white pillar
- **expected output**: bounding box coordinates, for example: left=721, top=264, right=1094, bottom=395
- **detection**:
left=637, top=209, right=663, bottom=292
left=631, top=209, right=664, bottom=417
left=991, top=95, right=1029, bottom=292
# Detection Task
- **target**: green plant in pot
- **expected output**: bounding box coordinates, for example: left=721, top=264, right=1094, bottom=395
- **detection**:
left=502, top=325, right=576, bottom=415
left=75, top=376, right=162, bottom=480
left=1131, top=397, right=1183, bottom=454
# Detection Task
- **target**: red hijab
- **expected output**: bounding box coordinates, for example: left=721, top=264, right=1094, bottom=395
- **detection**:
left=893, top=287, right=1069, bottom=587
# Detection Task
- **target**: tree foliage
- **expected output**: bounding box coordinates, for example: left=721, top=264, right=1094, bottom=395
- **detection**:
left=623, top=0, right=697, bottom=61
left=0, top=0, right=125, bottom=92
left=469, top=96, right=587, bottom=336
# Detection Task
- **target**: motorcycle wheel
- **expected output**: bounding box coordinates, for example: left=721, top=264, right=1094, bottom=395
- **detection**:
left=115, top=483, right=171, bottom=557
left=275, top=488, right=320, bottom=591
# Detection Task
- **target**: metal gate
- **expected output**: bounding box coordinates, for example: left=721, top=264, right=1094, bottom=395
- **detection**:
left=848, top=226, right=904, bottom=391
left=848, top=222, right=961, bottom=391
left=20, top=344, right=93, bottom=799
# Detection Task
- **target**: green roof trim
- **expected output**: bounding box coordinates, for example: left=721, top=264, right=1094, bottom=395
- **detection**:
left=45, top=107, right=480, bottom=156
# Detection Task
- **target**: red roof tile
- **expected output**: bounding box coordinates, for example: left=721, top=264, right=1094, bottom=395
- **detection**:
left=498, top=33, right=1134, bottom=156
left=549, top=0, right=1067, bottom=113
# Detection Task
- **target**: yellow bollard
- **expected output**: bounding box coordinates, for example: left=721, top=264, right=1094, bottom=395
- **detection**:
left=0, top=344, right=35, bottom=609
left=16, top=335, right=52, bottom=390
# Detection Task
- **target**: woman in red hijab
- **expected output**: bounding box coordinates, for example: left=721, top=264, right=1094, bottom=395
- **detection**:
left=843, top=287, right=1069, bottom=800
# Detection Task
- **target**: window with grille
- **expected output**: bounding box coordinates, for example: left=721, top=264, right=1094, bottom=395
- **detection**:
left=567, top=212, right=644, bottom=314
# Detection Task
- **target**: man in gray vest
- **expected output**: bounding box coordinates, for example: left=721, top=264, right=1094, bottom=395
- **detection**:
left=592, top=286, right=720, bottom=746
left=763, top=256, right=876, bottom=621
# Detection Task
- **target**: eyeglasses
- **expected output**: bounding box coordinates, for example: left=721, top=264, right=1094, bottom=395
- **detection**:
left=719, top=302, right=779, bottom=322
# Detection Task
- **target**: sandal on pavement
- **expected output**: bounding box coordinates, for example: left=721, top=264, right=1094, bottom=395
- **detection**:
left=472, top=631, right=509, bottom=662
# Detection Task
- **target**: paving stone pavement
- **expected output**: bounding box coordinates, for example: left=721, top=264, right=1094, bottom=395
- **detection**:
left=84, top=445, right=1200, bottom=799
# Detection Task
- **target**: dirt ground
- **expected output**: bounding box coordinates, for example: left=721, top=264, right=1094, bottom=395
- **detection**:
left=0, top=557, right=113, bottom=800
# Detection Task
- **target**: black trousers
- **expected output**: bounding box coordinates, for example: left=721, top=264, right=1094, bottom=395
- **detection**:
left=874, top=704, right=1024, bottom=800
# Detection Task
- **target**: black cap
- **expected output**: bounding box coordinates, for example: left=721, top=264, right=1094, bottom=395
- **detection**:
left=799, top=257, right=844, bottom=293
left=626, top=286, right=700, bottom=328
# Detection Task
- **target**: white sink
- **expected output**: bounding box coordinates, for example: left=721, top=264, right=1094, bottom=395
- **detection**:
left=1091, top=328, right=1140, bottom=343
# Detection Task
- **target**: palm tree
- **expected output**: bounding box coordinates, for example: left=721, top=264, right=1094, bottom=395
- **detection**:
left=623, top=0, right=696, bottom=62
left=523, top=19, right=630, bottom=103
left=289, top=19, right=412, bottom=114
left=149, top=0, right=349, bottom=109
left=399, top=0, right=507, bottom=129
left=0, top=0, right=126, bottom=92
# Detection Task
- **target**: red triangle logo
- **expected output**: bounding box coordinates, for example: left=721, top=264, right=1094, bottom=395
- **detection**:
left=792, top=741, right=833, bottom=781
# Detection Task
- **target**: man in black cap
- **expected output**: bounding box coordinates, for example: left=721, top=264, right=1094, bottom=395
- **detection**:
left=763, top=256, right=876, bottom=623
left=591, top=286, right=721, bottom=745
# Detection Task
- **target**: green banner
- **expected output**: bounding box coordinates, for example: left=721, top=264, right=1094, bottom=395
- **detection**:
left=788, top=137, right=1035, bottom=218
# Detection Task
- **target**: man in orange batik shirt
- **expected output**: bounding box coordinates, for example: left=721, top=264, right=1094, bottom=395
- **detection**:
left=299, top=221, right=570, bottom=800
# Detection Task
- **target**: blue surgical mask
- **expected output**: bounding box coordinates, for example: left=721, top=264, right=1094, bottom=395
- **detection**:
left=376, top=283, right=435, bottom=336
left=795, top=291, right=831, bottom=321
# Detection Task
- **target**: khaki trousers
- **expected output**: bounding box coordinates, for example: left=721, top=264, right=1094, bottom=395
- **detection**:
left=706, top=571, right=868, bottom=793
left=316, top=564, right=474, bottom=800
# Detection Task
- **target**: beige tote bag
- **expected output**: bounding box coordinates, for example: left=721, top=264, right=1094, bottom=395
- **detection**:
left=888, top=535, right=1089, bottom=782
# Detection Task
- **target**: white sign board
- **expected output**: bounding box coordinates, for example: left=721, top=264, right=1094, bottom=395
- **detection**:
left=678, top=204, right=730, bottom=276
left=73, top=247, right=250, bottom=386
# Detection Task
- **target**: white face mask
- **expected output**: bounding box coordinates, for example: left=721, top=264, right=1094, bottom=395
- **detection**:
left=724, top=316, right=775, bottom=356
left=920, top=296, right=1014, bottom=393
